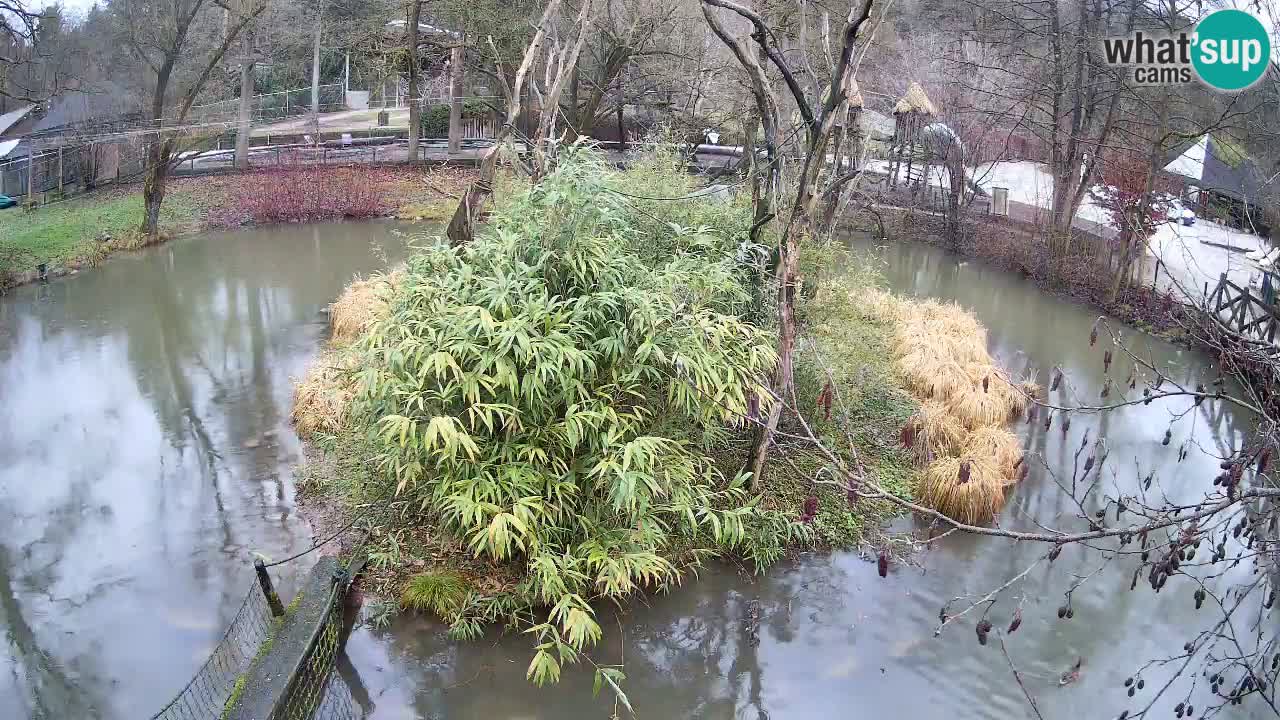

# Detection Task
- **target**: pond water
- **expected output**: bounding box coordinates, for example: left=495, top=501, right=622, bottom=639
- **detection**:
left=0, top=221, right=412, bottom=720
left=0, top=223, right=1261, bottom=720
left=338, top=236, right=1259, bottom=720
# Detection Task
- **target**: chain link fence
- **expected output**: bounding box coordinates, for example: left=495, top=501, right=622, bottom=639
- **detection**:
left=149, top=583, right=277, bottom=720
left=272, top=575, right=362, bottom=720
left=187, top=84, right=347, bottom=126
left=146, top=546, right=367, bottom=720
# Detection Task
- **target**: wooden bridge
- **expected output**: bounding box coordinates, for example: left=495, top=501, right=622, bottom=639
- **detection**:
left=1208, top=272, right=1280, bottom=346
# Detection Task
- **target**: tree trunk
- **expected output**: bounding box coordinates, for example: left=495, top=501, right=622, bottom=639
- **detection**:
left=235, top=26, right=255, bottom=170
left=406, top=0, right=421, bottom=164
left=448, top=42, right=464, bottom=155
left=310, top=4, right=322, bottom=142
left=445, top=132, right=505, bottom=246
left=141, top=140, right=173, bottom=240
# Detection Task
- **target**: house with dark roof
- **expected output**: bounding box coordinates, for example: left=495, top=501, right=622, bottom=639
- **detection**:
left=1163, top=134, right=1271, bottom=236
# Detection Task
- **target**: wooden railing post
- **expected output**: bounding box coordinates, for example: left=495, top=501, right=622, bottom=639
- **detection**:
left=255, top=559, right=286, bottom=617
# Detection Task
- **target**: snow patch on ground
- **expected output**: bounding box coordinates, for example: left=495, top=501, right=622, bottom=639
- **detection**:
left=970, top=160, right=1112, bottom=226
left=1147, top=219, right=1266, bottom=300
left=969, top=160, right=1269, bottom=301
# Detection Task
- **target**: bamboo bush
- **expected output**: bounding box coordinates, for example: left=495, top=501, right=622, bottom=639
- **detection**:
left=348, top=149, right=807, bottom=685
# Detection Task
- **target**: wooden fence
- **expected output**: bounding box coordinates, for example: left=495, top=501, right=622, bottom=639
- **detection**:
left=1208, top=273, right=1280, bottom=346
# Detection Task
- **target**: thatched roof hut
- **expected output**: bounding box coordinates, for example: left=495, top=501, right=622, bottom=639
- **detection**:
left=893, top=82, right=937, bottom=116
left=844, top=75, right=864, bottom=109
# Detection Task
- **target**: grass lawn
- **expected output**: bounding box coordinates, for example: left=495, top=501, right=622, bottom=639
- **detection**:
left=0, top=165, right=474, bottom=287
left=0, top=181, right=221, bottom=283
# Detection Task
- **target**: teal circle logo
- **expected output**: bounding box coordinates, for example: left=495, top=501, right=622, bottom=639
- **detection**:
left=1192, top=9, right=1271, bottom=91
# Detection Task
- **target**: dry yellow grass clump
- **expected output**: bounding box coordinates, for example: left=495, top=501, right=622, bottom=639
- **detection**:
left=856, top=287, right=1036, bottom=524
left=919, top=455, right=1006, bottom=526
left=329, top=270, right=403, bottom=345
left=292, top=270, right=402, bottom=437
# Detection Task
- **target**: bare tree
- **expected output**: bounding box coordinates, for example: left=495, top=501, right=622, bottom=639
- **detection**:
left=1, top=1, right=81, bottom=106
left=114, top=0, right=267, bottom=239
left=406, top=0, right=422, bottom=163
left=444, top=0, right=593, bottom=245
left=700, top=0, right=876, bottom=486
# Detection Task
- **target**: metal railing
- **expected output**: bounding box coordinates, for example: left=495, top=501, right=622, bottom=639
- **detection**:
left=271, top=563, right=364, bottom=720
left=187, top=84, right=347, bottom=126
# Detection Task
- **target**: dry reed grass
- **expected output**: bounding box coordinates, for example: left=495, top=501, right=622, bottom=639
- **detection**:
left=329, top=270, right=402, bottom=346
left=964, top=426, right=1023, bottom=480
left=919, top=455, right=1005, bottom=525
left=904, top=400, right=967, bottom=462
left=293, top=269, right=403, bottom=437
left=852, top=287, right=1034, bottom=524
left=292, top=349, right=359, bottom=437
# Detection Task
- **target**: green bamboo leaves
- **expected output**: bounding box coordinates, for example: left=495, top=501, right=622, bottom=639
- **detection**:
left=350, top=148, right=805, bottom=689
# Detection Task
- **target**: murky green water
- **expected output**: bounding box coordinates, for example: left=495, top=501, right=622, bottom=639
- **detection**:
left=0, top=224, right=1261, bottom=719
left=338, top=237, right=1259, bottom=720
left=0, top=221, right=412, bottom=720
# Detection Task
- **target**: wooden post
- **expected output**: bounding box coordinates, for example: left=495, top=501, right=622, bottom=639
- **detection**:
left=57, top=147, right=64, bottom=196
left=448, top=41, right=465, bottom=155
left=254, top=559, right=286, bottom=617
left=1237, top=287, right=1252, bottom=330
left=27, top=147, right=35, bottom=202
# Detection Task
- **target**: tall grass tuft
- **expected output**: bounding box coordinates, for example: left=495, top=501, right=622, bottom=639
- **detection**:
left=401, top=570, right=470, bottom=619
left=855, top=287, right=1033, bottom=524
left=329, top=270, right=402, bottom=346
left=291, top=270, right=403, bottom=438
left=920, top=455, right=1007, bottom=525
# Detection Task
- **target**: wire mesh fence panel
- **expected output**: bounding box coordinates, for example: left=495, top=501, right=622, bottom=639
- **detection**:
left=273, top=580, right=364, bottom=720
left=150, top=582, right=276, bottom=720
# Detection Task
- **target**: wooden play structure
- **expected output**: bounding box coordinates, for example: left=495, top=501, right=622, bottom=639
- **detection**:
left=888, top=82, right=938, bottom=188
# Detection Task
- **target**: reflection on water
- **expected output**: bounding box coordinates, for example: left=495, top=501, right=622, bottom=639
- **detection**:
left=0, top=221, right=409, bottom=720
left=340, top=236, right=1262, bottom=720
left=0, top=224, right=1263, bottom=720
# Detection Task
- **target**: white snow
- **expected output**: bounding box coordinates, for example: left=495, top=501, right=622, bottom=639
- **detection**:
left=865, top=156, right=1271, bottom=299
left=1147, top=219, right=1267, bottom=300
left=967, top=159, right=1271, bottom=302
left=866, top=159, right=954, bottom=188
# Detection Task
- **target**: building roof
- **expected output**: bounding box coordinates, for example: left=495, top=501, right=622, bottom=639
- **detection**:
left=0, top=105, right=35, bottom=137
left=893, top=82, right=937, bottom=116
left=0, top=139, right=19, bottom=159
left=31, top=86, right=134, bottom=133
left=384, top=19, right=461, bottom=40
left=862, top=109, right=895, bottom=140
left=1163, top=134, right=1268, bottom=204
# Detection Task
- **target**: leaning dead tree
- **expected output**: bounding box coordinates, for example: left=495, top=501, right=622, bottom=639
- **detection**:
left=445, top=0, right=594, bottom=246
left=700, top=0, right=876, bottom=487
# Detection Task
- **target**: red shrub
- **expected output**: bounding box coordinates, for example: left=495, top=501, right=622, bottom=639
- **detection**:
left=211, top=166, right=388, bottom=227
left=1091, top=155, right=1176, bottom=241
